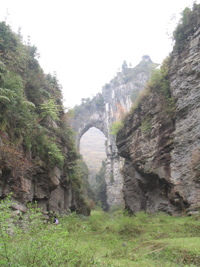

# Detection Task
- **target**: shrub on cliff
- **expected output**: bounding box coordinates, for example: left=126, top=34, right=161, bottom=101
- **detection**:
left=173, top=3, right=200, bottom=50
left=129, top=57, right=175, bottom=120
left=147, top=57, right=170, bottom=97
left=147, top=57, right=175, bottom=118
left=110, top=121, right=124, bottom=136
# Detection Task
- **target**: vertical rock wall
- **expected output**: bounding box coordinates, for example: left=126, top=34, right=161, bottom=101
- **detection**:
left=116, top=22, right=200, bottom=214
left=169, top=26, right=200, bottom=211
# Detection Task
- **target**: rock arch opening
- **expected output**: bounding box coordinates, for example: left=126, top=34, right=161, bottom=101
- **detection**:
left=80, top=127, right=107, bottom=186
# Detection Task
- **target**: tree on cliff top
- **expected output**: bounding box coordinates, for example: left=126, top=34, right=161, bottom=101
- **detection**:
left=173, top=3, right=200, bottom=50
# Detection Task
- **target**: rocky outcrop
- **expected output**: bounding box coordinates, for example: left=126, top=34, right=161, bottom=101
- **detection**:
left=0, top=144, right=90, bottom=215
left=116, top=13, right=200, bottom=214
left=68, top=56, right=156, bottom=209
left=0, top=117, right=90, bottom=216
left=116, top=93, right=180, bottom=214
left=169, top=24, right=200, bottom=212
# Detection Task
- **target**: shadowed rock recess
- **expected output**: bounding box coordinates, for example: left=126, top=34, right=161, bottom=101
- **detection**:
left=116, top=5, right=200, bottom=214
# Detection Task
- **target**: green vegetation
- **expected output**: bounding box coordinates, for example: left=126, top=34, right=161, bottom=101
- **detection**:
left=95, top=161, right=108, bottom=211
left=121, top=56, right=158, bottom=84
left=147, top=57, right=175, bottom=118
left=0, top=21, right=71, bottom=169
left=67, top=158, right=95, bottom=212
left=126, top=16, right=200, bottom=128
left=73, top=94, right=105, bottom=118
left=141, top=115, right=152, bottom=136
left=148, top=57, right=170, bottom=98
left=126, top=56, right=175, bottom=125
left=73, top=98, right=92, bottom=116
left=1, top=197, right=200, bottom=266
left=173, top=3, right=200, bottom=50
left=0, top=21, right=91, bottom=208
left=110, top=121, right=124, bottom=136
left=130, top=90, right=139, bottom=102
left=127, top=87, right=150, bottom=117
left=39, top=98, right=61, bottom=122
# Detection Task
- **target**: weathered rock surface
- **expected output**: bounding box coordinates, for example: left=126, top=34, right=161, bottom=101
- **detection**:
left=116, top=24, right=200, bottom=214
left=169, top=25, right=200, bottom=212
left=0, top=135, right=90, bottom=216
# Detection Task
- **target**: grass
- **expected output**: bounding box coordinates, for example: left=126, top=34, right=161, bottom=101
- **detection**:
left=0, top=205, right=200, bottom=266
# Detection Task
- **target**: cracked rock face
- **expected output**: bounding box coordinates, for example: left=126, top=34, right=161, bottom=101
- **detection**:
left=116, top=93, right=180, bottom=214
left=116, top=26, right=200, bottom=214
left=0, top=158, right=89, bottom=215
left=169, top=27, right=200, bottom=212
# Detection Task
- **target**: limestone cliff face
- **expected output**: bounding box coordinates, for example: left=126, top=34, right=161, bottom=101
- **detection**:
left=0, top=124, right=90, bottom=216
left=116, top=93, right=178, bottom=213
left=169, top=25, right=200, bottom=212
left=69, top=56, right=155, bottom=209
left=116, top=20, right=200, bottom=214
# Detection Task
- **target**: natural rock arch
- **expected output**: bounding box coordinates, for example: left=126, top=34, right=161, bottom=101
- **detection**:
left=66, top=57, right=155, bottom=209
left=80, top=127, right=107, bottom=184
left=69, top=94, right=108, bottom=149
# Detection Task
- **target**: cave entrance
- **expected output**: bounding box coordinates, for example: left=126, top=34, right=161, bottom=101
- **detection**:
left=79, top=127, right=107, bottom=188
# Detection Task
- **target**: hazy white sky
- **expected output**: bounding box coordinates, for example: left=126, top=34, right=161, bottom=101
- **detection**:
left=0, top=0, right=198, bottom=108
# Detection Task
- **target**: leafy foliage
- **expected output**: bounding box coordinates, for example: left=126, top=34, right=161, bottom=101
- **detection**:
left=110, top=121, right=124, bottom=136
left=147, top=57, right=170, bottom=97
left=127, top=57, right=175, bottom=121
left=173, top=3, right=200, bottom=50
left=39, top=98, right=61, bottom=122
left=0, top=21, right=90, bottom=206
left=147, top=57, right=175, bottom=118
left=141, top=115, right=152, bottom=135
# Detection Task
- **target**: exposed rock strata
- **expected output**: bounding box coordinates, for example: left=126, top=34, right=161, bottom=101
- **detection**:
left=169, top=26, right=200, bottom=212
left=116, top=25, right=200, bottom=214
left=0, top=134, right=90, bottom=216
